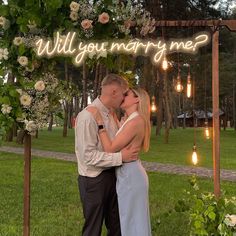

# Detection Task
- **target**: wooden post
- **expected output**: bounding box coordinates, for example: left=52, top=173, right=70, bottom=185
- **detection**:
left=23, top=133, right=31, bottom=236
left=212, top=29, right=220, bottom=198
left=233, top=82, right=236, bottom=131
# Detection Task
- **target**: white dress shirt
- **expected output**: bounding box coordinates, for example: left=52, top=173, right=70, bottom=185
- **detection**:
left=75, top=97, right=122, bottom=177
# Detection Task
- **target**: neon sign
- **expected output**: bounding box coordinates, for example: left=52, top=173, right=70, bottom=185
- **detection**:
left=35, top=31, right=210, bottom=66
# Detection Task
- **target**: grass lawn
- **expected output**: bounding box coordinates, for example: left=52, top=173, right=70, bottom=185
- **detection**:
left=0, top=152, right=236, bottom=236
left=3, top=126, right=236, bottom=170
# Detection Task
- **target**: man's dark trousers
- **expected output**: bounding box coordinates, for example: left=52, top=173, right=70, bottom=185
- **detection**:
left=78, top=168, right=121, bottom=236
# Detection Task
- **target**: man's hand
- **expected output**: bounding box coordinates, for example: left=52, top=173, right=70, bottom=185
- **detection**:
left=121, top=145, right=140, bottom=163
left=86, top=106, right=103, bottom=124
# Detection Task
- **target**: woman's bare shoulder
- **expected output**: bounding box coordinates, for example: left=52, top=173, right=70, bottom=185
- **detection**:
left=129, top=115, right=145, bottom=128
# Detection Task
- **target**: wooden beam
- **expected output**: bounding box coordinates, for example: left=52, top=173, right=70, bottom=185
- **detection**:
left=155, top=20, right=236, bottom=31
left=23, top=133, right=31, bottom=236
left=212, top=29, right=220, bottom=198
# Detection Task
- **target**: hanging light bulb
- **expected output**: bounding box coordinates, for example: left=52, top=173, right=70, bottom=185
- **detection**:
left=151, top=96, right=157, bottom=112
left=162, top=55, right=168, bottom=70
left=175, top=74, right=183, bottom=93
left=186, top=73, right=192, bottom=98
left=192, top=145, right=198, bottom=165
left=204, top=121, right=210, bottom=139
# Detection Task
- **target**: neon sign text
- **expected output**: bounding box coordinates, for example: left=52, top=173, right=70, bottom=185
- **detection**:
left=35, top=31, right=210, bottom=66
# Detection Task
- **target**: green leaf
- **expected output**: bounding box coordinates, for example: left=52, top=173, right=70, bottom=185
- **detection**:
left=9, top=89, right=18, bottom=98
left=194, top=220, right=203, bottom=229
left=0, top=96, right=10, bottom=104
left=18, top=44, right=26, bottom=55
left=208, top=212, right=216, bottom=221
left=0, top=5, right=9, bottom=16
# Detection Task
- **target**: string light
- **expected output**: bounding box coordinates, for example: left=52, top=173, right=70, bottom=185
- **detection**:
left=191, top=70, right=198, bottom=166
left=192, top=145, right=198, bottom=165
left=162, top=55, right=168, bottom=70
left=186, top=72, right=192, bottom=98
left=175, top=74, right=183, bottom=93
left=204, top=120, right=210, bottom=139
left=151, top=96, right=157, bottom=112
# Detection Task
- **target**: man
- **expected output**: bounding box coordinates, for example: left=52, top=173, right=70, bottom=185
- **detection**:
left=75, top=74, right=139, bottom=236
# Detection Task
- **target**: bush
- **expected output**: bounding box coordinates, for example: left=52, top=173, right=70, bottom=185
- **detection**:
left=175, top=176, right=236, bottom=236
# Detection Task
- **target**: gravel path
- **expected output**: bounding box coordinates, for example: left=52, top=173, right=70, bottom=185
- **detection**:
left=1, top=146, right=236, bottom=182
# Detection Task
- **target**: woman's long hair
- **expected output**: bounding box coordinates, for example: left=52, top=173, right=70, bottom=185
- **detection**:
left=132, top=88, right=151, bottom=152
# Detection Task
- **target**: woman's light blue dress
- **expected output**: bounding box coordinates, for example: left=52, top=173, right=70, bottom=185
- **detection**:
left=116, top=111, right=152, bottom=236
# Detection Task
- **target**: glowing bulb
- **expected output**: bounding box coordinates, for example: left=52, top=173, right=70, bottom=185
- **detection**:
left=205, top=127, right=210, bottom=139
left=204, top=121, right=210, bottom=139
left=162, top=56, right=168, bottom=70
left=192, top=145, right=198, bottom=165
left=151, top=103, right=157, bottom=112
left=186, top=75, right=191, bottom=98
left=175, top=81, right=183, bottom=93
left=151, top=96, right=157, bottom=112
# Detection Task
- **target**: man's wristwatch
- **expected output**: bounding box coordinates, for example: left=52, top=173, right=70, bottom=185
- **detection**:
left=98, top=124, right=105, bottom=131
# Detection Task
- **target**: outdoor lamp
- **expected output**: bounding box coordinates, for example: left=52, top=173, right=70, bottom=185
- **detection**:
left=151, top=96, right=157, bottom=112
left=186, top=73, right=192, bottom=98
left=162, top=56, right=168, bottom=70
left=175, top=74, right=183, bottom=93
left=204, top=121, right=210, bottom=139
left=192, top=145, right=198, bottom=165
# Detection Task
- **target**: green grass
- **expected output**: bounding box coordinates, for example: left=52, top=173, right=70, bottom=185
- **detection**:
left=3, top=127, right=236, bottom=170
left=0, top=152, right=236, bottom=236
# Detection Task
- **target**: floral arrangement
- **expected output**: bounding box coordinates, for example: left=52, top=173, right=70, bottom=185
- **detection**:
left=174, top=176, right=236, bottom=235
left=0, top=0, right=156, bottom=138
left=68, top=0, right=156, bottom=38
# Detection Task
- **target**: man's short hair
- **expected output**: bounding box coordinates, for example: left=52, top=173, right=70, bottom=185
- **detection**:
left=101, top=73, right=128, bottom=88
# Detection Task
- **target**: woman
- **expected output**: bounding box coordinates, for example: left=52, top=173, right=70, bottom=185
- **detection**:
left=87, top=87, right=152, bottom=236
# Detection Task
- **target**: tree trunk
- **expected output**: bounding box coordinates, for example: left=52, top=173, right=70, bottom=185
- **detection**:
left=74, top=95, right=80, bottom=117
left=13, top=123, right=18, bottom=137
left=82, top=61, right=88, bottom=109
left=68, top=98, right=73, bottom=129
left=163, top=71, right=171, bottom=143
left=16, top=129, right=25, bottom=144
left=35, top=129, right=38, bottom=139
left=233, top=83, right=236, bottom=131
left=5, top=129, right=14, bottom=142
left=156, top=70, right=163, bottom=135
left=182, top=94, right=186, bottom=129
left=98, top=64, right=103, bottom=96
left=48, top=112, right=53, bottom=131
left=63, top=101, right=69, bottom=137
left=63, top=61, right=69, bottom=137
left=93, top=63, right=99, bottom=101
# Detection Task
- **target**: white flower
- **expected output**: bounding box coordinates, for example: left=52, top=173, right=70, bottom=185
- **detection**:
left=20, top=94, right=32, bottom=106
left=70, top=1, right=80, bottom=12
left=25, top=120, right=37, bottom=134
left=1, top=104, right=12, bottom=114
left=225, top=214, right=236, bottom=227
left=70, top=11, right=78, bottom=21
left=13, top=37, right=23, bottom=46
left=17, top=56, right=28, bottom=66
left=98, top=12, right=110, bottom=24
left=0, top=16, right=10, bottom=30
left=0, top=16, right=6, bottom=26
left=34, top=80, right=45, bottom=91
left=0, top=48, right=9, bottom=60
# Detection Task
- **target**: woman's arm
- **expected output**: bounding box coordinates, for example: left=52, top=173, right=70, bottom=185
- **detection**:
left=86, top=107, right=140, bottom=152
left=99, top=119, right=139, bottom=152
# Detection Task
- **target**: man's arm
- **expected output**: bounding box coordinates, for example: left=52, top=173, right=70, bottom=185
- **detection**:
left=75, top=114, right=138, bottom=167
